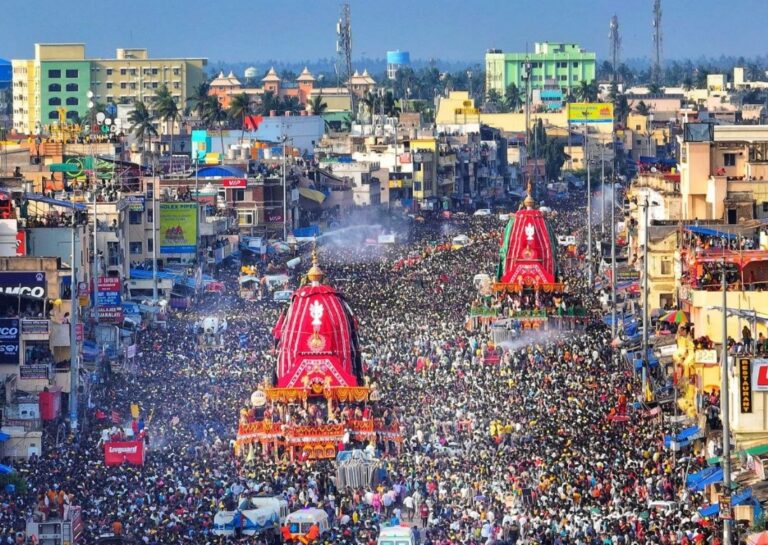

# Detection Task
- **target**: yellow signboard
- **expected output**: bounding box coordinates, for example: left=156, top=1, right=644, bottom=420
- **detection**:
left=567, top=102, right=614, bottom=124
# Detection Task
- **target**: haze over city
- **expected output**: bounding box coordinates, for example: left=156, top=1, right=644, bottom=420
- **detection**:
left=2, top=0, right=768, bottom=62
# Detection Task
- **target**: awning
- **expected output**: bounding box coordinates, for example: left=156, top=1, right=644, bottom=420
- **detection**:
left=685, top=225, right=738, bottom=240
left=49, top=163, right=80, bottom=173
left=0, top=432, right=9, bottom=442
left=687, top=466, right=720, bottom=488
left=699, top=487, right=753, bottom=517
left=298, top=187, right=326, bottom=203
left=690, top=468, right=723, bottom=492
left=0, top=463, right=12, bottom=474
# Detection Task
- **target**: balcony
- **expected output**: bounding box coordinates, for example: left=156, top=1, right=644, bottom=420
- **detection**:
left=633, top=171, right=680, bottom=195
left=199, top=216, right=230, bottom=236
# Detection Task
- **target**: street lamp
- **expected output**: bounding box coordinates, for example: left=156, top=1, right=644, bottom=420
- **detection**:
left=583, top=110, right=592, bottom=286
left=281, top=134, right=290, bottom=240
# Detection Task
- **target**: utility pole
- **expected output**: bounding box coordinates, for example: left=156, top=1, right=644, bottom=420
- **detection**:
left=69, top=224, right=79, bottom=432
left=152, top=162, right=158, bottom=302
left=336, top=3, right=354, bottom=118
left=721, top=257, right=732, bottom=545
left=609, top=15, right=621, bottom=83
left=611, top=170, right=617, bottom=339
left=601, top=141, right=606, bottom=236
left=642, top=197, right=650, bottom=375
left=584, top=113, right=592, bottom=286
left=282, top=135, right=288, bottom=240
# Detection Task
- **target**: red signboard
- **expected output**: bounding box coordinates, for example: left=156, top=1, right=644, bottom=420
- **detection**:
left=97, top=277, right=121, bottom=291
left=15, top=231, right=26, bottom=256
left=221, top=178, right=247, bottom=188
left=104, top=440, right=145, bottom=466
left=97, top=307, right=124, bottom=323
left=266, top=212, right=284, bottom=223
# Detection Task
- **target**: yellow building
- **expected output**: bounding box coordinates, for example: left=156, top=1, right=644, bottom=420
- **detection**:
left=410, top=137, right=437, bottom=201
left=11, top=43, right=206, bottom=136
left=11, top=60, right=38, bottom=134
left=91, top=48, right=207, bottom=106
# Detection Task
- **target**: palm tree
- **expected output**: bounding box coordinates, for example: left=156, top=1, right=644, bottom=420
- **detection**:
left=279, top=96, right=301, bottom=115
left=127, top=100, right=158, bottom=162
left=613, top=93, right=630, bottom=126
left=258, top=91, right=280, bottom=116
left=504, top=83, right=524, bottom=112
left=381, top=91, right=400, bottom=118
left=681, top=76, right=694, bottom=92
left=153, top=84, right=181, bottom=172
left=484, top=89, right=506, bottom=113
left=187, top=81, right=211, bottom=123
left=575, top=80, right=599, bottom=103
left=634, top=100, right=651, bottom=116
left=647, top=82, right=663, bottom=95
left=308, top=94, right=328, bottom=116
left=201, top=95, right=228, bottom=157
left=228, top=93, right=252, bottom=141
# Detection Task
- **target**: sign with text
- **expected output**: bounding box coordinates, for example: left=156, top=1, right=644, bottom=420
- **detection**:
left=15, top=231, right=26, bottom=256
left=567, top=102, right=614, bottom=124
left=221, top=178, right=247, bottom=188
left=741, top=358, right=754, bottom=413
left=104, top=440, right=145, bottom=466
left=159, top=203, right=198, bottom=254
left=266, top=211, right=284, bottom=223
left=20, top=364, right=49, bottom=380
left=97, top=306, right=124, bottom=323
left=695, top=349, right=718, bottom=365
left=96, top=277, right=122, bottom=307
left=0, top=272, right=46, bottom=300
left=117, top=195, right=146, bottom=213
left=0, top=318, right=20, bottom=364
left=752, top=358, right=768, bottom=392
left=21, top=319, right=49, bottom=339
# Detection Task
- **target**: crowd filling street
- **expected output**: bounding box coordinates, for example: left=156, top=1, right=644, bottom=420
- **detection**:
left=0, top=195, right=735, bottom=545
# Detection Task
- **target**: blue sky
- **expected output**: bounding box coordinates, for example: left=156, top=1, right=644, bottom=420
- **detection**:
left=1, top=0, right=767, bottom=63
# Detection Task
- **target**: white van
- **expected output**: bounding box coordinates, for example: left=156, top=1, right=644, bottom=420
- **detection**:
left=249, top=496, right=290, bottom=523
left=284, top=508, right=330, bottom=539
left=378, top=525, right=417, bottom=545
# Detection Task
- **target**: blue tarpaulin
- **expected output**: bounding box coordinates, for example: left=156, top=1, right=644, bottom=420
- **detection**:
left=689, top=468, right=723, bottom=492
left=129, top=268, right=214, bottom=288
left=0, top=432, right=9, bottom=442
left=684, top=225, right=738, bottom=240
left=0, top=464, right=12, bottom=475
left=699, top=487, right=754, bottom=517
left=687, top=466, right=719, bottom=488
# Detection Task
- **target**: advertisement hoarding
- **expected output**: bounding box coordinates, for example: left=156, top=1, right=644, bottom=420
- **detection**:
left=741, top=358, right=754, bottom=413
left=96, top=277, right=122, bottom=307
left=159, top=203, right=198, bottom=254
left=0, top=318, right=20, bottom=364
left=104, top=440, right=145, bottom=466
left=0, top=272, right=46, bottom=299
left=97, top=307, right=124, bottom=323
left=567, top=102, right=614, bottom=124
left=221, top=178, right=247, bottom=188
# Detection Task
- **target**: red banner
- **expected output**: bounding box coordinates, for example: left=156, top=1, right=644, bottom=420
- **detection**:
left=221, top=178, right=247, bottom=188
left=104, top=440, right=145, bottom=466
left=15, top=231, right=26, bottom=256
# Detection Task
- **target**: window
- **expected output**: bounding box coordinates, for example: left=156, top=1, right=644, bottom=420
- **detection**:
left=762, top=202, right=768, bottom=212
left=573, top=62, right=580, bottom=68
left=66, top=83, right=78, bottom=92
left=152, top=68, right=158, bottom=75
left=128, top=210, right=143, bottom=224
left=724, top=153, right=736, bottom=167
left=48, top=97, right=61, bottom=106
left=129, top=241, right=143, bottom=254
left=48, top=69, right=61, bottom=78
left=147, top=238, right=153, bottom=253
left=232, top=189, right=245, bottom=202
left=48, top=111, right=59, bottom=119
left=129, top=69, right=137, bottom=76
left=120, top=68, right=127, bottom=76
left=414, top=181, right=422, bottom=192
left=106, top=68, right=113, bottom=76
left=143, top=68, right=151, bottom=76
left=238, top=210, right=254, bottom=225
left=153, top=82, right=159, bottom=88
left=130, top=83, right=137, bottom=90
left=120, top=82, right=127, bottom=89
left=48, top=83, right=61, bottom=92
left=173, top=82, right=180, bottom=89
left=106, top=83, right=113, bottom=89
left=65, top=69, right=78, bottom=78
left=173, top=68, right=180, bottom=76
left=147, top=208, right=153, bottom=223
left=660, top=260, right=672, bottom=275
left=65, top=97, right=78, bottom=106
left=65, top=111, right=78, bottom=120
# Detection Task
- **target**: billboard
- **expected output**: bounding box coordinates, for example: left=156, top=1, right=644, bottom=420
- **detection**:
left=159, top=203, right=198, bottom=254
left=0, top=318, right=20, bottom=364
left=104, top=440, right=145, bottom=466
left=0, top=272, right=46, bottom=299
left=567, top=102, right=614, bottom=124
left=221, top=178, right=247, bottom=188
left=96, top=277, right=122, bottom=307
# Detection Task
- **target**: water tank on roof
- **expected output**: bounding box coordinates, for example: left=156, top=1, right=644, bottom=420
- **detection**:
left=244, top=66, right=257, bottom=79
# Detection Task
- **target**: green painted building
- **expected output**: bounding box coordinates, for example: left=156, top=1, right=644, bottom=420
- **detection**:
left=40, top=60, right=90, bottom=125
left=486, top=42, right=596, bottom=97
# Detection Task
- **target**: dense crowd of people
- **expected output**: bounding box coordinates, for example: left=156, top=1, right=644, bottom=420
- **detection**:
left=0, top=194, right=738, bottom=545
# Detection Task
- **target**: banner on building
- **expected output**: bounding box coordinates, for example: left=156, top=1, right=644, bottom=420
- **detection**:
left=0, top=272, right=46, bottom=300
left=96, top=307, right=124, bottom=323
left=266, top=211, right=284, bottom=223
left=221, top=178, right=247, bottom=188
left=104, top=440, right=145, bottom=466
left=0, top=318, right=20, bottom=364
left=117, top=195, right=146, bottom=213
left=740, top=358, right=753, bottom=413
left=96, top=277, right=122, bottom=307
left=15, top=231, right=26, bottom=256
left=567, top=102, right=614, bottom=124
left=159, top=203, right=198, bottom=254
left=20, top=364, right=49, bottom=379
left=21, top=319, right=49, bottom=339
